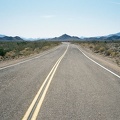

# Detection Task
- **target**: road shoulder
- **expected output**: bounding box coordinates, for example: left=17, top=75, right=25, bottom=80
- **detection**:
left=77, top=44, right=120, bottom=75
left=0, top=45, right=61, bottom=69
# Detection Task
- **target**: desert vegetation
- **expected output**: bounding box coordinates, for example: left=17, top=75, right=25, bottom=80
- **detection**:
left=0, top=41, right=60, bottom=61
left=73, top=41, right=120, bottom=66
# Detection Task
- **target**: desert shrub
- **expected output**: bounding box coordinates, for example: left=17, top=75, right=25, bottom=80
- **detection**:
left=110, top=52, right=118, bottom=57
left=20, top=47, right=33, bottom=56
left=34, top=48, right=40, bottom=53
left=0, top=48, right=6, bottom=56
left=116, top=59, right=120, bottom=66
left=42, top=46, right=49, bottom=50
left=105, top=49, right=113, bottom=56
left=71, top=41, right=120, bottom=65
left=89, top=44, right=94, bottom=49
left=94, top=45, right=101, bottom=52
left=0, top=41, right=60, bottom=60
left=5, top=51, right=16, bottom=58
left=0, top=56, right=3, bottom=60
left=99, top=47, right=106, bottom=53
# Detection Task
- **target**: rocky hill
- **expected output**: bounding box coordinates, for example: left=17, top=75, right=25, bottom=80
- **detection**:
left=50, top=34, right=81, bottom=41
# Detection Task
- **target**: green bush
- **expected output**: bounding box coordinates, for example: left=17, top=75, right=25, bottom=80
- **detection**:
left=0, top=48, right=6, bottom=56
left=0, top=41, right=60, bottom=60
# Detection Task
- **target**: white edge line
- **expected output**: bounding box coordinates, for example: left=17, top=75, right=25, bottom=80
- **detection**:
left=77, top=46, right=120, bottom=79
left=0, top=46, right=59, bottom=71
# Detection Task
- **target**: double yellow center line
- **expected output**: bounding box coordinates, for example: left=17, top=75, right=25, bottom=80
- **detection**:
left=22, top=44, right=69, bottom=120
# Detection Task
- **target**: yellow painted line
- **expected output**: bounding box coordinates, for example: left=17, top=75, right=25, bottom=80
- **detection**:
left=22, top=44, right=69, bottom=120
left=31, top=44, right=69, bottom=120
left=22, top=59, right=60, bottom=120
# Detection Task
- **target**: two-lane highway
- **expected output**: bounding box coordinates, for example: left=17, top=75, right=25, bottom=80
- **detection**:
left=0, top=43, right=120, bottom=120
left=0, top=43, right=67, bottom=120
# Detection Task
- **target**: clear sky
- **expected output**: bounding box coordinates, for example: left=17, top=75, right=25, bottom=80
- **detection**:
left=0, top=0, right=120, bottom=38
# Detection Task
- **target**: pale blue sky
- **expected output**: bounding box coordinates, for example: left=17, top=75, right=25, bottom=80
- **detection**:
left=0, top=0, right=120, bottom=38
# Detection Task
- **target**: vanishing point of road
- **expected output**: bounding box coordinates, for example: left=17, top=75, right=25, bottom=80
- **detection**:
left=0, top=43, right=120, bottom=120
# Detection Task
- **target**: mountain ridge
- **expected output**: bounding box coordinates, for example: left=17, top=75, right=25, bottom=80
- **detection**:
left=50, top=34, right=80, bottom=41
left=0, top=34, right=5, bottom=38
left=0, top=36, right=24, bottom=41
left=0, top=32, right=120, bottom=41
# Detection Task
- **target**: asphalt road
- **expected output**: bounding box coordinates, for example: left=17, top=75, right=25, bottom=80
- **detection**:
left=0, top=43, right=120, bottom=120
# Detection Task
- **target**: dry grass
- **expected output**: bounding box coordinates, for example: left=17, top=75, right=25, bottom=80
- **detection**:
left=0, top=41, right=60, bottom=61
left=72, top=41, right=120, bottom=66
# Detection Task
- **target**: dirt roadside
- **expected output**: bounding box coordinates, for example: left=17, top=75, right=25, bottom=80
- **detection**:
left=0, top=45, right=60, bottom=69
left=77, top=45, right=120, bottom=75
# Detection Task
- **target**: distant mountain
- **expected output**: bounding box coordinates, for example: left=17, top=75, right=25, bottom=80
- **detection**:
left=116, top=32, right=120, bottom=36
left=107, top=32, right=120, bottom=37
left=104, top=35, right=120, bottom=41
left=50, top=32, right=120, bottom=41
left=51, top=34, right=81, bottom=41
left=0, top=34, right=5, bottom=37
left=0, top=32, right=120, bottom=42
left=98, top=32, right=120, bottom=41
left=58, top=34, right=72, bottom=40
left=84, top=32, right=120, bottom=41
left=0, top=36, right=24, bottom=41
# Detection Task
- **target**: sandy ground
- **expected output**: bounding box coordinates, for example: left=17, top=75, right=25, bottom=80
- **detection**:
left=78, top=45, right=120, bottom=75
